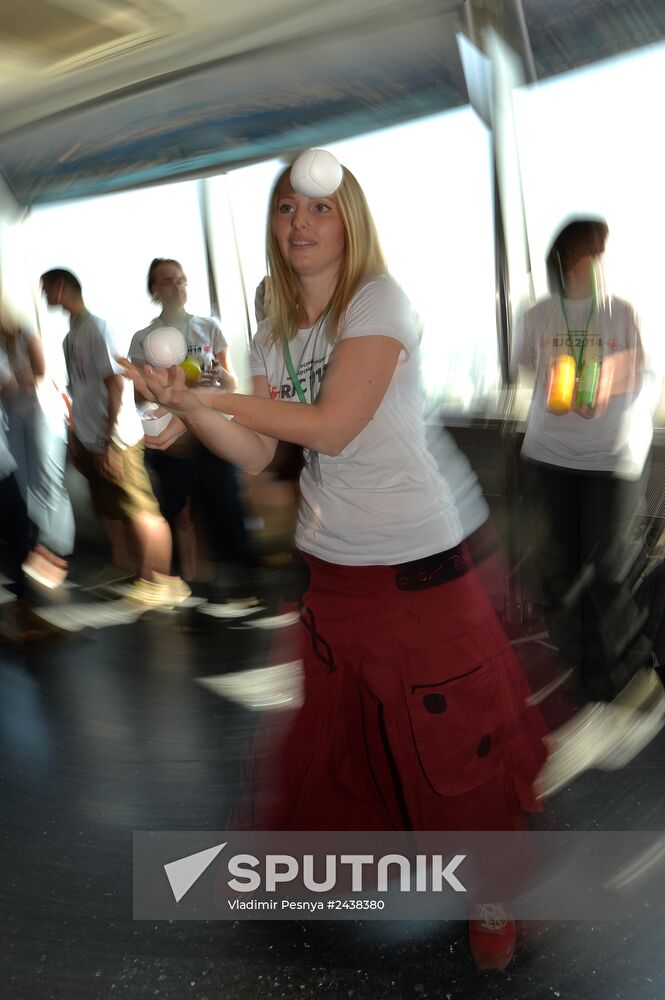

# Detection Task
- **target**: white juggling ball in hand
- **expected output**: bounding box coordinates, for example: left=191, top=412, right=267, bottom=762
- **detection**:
left=142, top=327, right=187, bottom=368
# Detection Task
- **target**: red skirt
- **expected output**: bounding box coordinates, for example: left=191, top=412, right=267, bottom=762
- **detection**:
left=239, top=549, right=548, bottom=832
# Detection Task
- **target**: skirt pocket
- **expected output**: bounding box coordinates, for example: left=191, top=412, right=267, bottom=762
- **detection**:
left=403, top=656, right=507, bottom=797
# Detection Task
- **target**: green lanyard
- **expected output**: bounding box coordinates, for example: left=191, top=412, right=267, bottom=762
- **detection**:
left=559, top=293, right=596, bottom=368
left=281, top=309, right=330, bottom=404
left=283, top=337, right=310, bottom=404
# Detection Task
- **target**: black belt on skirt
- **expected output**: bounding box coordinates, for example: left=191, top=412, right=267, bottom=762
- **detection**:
left=393, top=544, right=469, bottom=591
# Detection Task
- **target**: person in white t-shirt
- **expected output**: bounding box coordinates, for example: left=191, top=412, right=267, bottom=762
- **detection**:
left=130, top=258, right=253, bottom=598
left=514, top=218, right=665, bottom=793
left=41, top=268, right=189, bottom=610
left=121, top=157, right=548, bottom=971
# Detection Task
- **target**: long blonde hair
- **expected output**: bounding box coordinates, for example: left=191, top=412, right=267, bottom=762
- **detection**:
left=264, top=162, right=387, bottom=343
left=0, top=302, right=23, bottom=359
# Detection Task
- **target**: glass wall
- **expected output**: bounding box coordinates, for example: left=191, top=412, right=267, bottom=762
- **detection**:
left=213, top=110, right=498, bottom=410
left=21, top=180, right=210, bottom=381
left=328, top=111, right=497, bottom=410
left=15, top=39, right=665, bottom=417
left=513, top=40, right=665, bottom=416
left=205, top=160, right=284, bottom=388
left=9, top=107, right=498, bottom=410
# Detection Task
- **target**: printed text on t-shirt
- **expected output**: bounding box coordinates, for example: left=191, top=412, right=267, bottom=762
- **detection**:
left=269, top=358, right=328, bottom=400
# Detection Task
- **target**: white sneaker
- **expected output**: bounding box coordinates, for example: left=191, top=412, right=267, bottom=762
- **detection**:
left=34, top=600, right=143, bottom=632
left=197, top=661, right=303, bottom=710
left=536, top=668, right=665, bottom=799
left=229, top=610, right=300, bottom=631
left=123, top=575, right=192, bottom=610
left=199, top=596, right=263, bottom=620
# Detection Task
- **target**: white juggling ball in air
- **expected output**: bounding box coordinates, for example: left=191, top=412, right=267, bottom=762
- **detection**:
left=290, top=149, right=343, bottom=198
left=142, top=327, right=187, bottom=368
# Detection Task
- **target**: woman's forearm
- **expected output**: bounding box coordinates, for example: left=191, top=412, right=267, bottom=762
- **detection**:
left=207, top=336, right=402, bottom=455
left=197, top=390, right=328, bottom=452
left=182, top=404, right=276, bottom=474
left=138, top=336, right=401, bottom=459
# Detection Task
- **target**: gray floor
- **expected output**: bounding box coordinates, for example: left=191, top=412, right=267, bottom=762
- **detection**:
left=2, top=546, right=665, bottom=1000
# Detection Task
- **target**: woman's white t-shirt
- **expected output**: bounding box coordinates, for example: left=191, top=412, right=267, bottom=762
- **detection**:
left=249, top=276, right=463, bottom=565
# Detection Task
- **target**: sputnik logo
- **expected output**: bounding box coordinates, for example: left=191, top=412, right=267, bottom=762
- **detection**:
left=164, top=842, right=226, bottom=903
left=163, top=844, right=468, bottom=902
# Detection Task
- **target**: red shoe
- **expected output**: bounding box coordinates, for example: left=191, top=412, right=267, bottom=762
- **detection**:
left=468, top=902, right=516, bottom=971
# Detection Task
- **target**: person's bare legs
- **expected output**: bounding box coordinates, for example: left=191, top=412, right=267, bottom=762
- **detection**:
left=128, top=512, right=173, bottom=580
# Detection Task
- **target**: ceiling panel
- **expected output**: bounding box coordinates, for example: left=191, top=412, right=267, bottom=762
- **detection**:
left=1, top=0, right=664, bottom=205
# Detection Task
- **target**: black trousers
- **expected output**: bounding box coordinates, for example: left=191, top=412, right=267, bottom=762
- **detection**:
left=0, top=473, right=31, bottom=597
left=146, top=446, right=250, bottom=568
left=522, top=458, right=652, bottom=701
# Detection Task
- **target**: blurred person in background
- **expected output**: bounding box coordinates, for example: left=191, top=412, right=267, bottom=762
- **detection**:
left=514, top=217, right=664, bottom=795
left=130, top=258, right=257, bottom=609
left=249, top=275, right=302, bottom=566
left=0, top=304, right=74, bottom=589
left=123, top=157, right=549, bottom=971
left=0, top=340, right=56, bottom=640
left=41, top=267, right=189, bottom=611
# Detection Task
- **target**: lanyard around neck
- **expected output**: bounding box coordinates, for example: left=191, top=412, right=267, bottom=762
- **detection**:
left=283, top=337, right=308, bottom=403
left=281, top=308, right=331, bottom=405
left=559, top=263, right=598, bottom=367
left=559, top=294, right=596, bottom=368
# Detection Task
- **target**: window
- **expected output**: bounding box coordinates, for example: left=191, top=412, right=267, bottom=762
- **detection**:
left=221, top=110, right=497, bottom=410
left=513, top=41, right=665, bottom=416
left=23, top=180, right=209, bottom=380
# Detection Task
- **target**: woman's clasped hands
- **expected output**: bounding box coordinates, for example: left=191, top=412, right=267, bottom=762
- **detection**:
left=118, top=357, right=202, bottom=414
left=117, top=357, right=206, bottom=450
